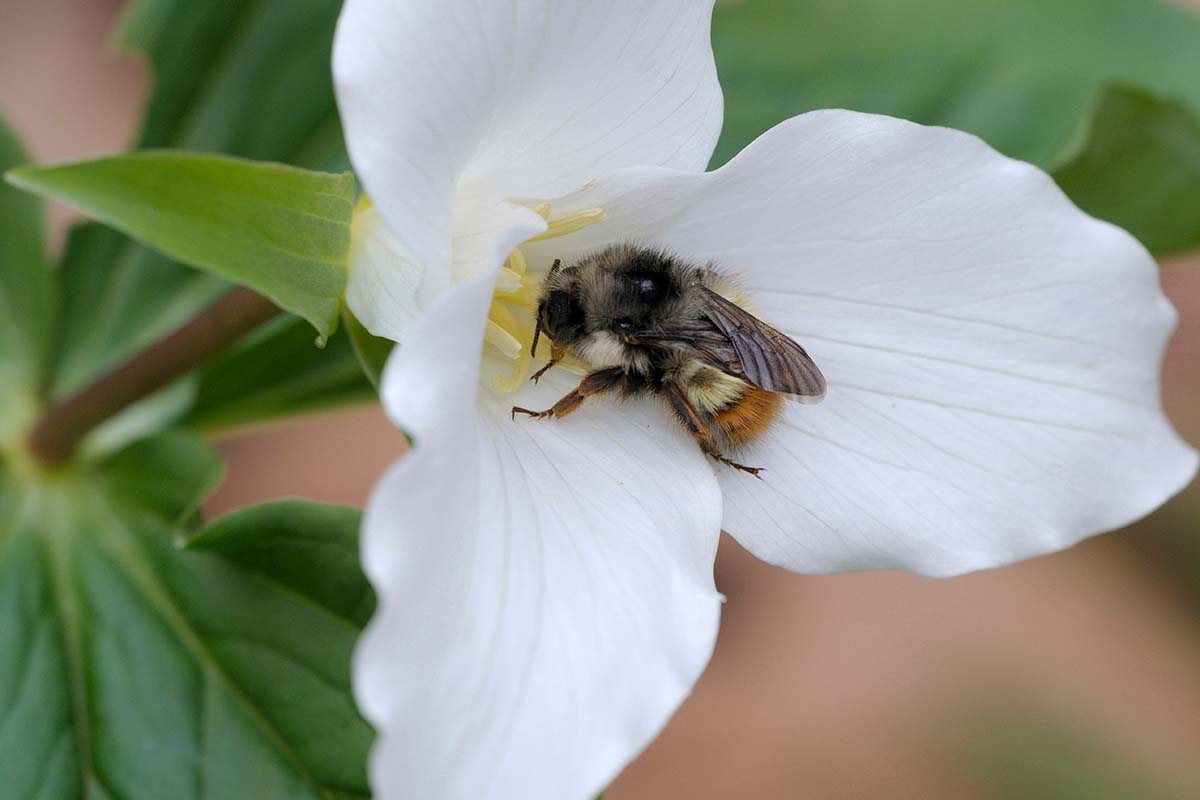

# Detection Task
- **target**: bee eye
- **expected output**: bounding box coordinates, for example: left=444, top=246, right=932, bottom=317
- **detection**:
left=544, top=289, right=585, bottom=340
left=628, top=273, right=664, bottom=301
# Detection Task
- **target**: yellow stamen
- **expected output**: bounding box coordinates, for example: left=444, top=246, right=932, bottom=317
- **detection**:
left=491, top=346, right=534, bottom=394
left=484, top=318, right=523, bottom=361
left=527, top=208, right=607, bottom=242
left=494, top=267, right=524, bottom=294
left=484, top=203, right=607, bottom=394
left=507, top=247, right=527, bottom=275
left=493, top=284, right=541, bottom=309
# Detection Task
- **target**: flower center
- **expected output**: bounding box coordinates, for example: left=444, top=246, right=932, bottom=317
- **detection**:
left=485, top=204, right=605, bottom=393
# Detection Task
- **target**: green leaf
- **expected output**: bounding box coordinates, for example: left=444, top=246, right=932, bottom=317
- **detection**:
left=188, top=499, right=375, bottom=628
left=1130, top=490, right=1200, bottom=615
left=48, top=0, right=359, bottom=426
left=712, top=0, right=1200, bottom=170
left=1053, top=86, right=1200, bottom=256
left=0, top=432, right=373, bottom=800
left=7, top=153, right=355, bottom=340
left=117, top=0, right=349, bottom=171
left=50, top=224, right=371, bottom=436
left=0, top=9, right=376, bottom=797
left=48, top=222, right=225, bottom=400
left=342, top=307, right=394, bottom=391
left=0, top=117, right=53, bottom=446
left=974, top=726, right=1183, bottom=800
left=185, top=316, right=375, bottom=432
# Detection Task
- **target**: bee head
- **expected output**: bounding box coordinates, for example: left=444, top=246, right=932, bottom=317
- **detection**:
left=540, top=286, right=586, bottom=343
left=532, top=247, right=687, bottom=370
left=532, top=259, right=586, bottom=355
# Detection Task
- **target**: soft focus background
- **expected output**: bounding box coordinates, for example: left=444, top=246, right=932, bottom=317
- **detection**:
left=3, top=0, right=1198, bottom=797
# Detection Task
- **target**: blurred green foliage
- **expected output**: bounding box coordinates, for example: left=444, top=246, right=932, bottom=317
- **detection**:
left=1055, top=87, right=1200, bottom=255
left=713, top=0, right=1200, bottom=255
left=186, top=315, right=373, bottom=431
left=0, top=3, right=376, bottom=797
left=341, top=306, right=394, bottom=391
left=1129, top=490, right=1200, bottom=614
left=0, top=119, right=53, bottom=446
left=48, top=0, right=368, bottom=424
left=712, top=0, right=1200, bottom=166
left=0, top=433, right=374, bottom=800
left=975, top=726, right=1190, bottom=800
left=188, top=499, right=374, bottom=629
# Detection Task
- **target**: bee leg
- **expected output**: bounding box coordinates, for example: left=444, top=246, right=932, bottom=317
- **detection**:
left=528, top=362, right=556, bottom=384
left=663, top=378, right=765, bottom=480
left=714, top=455, right=766, bottom=480
left=529, top=345, right=565, bottom=385
left=512, top=367, right=626, bottom=422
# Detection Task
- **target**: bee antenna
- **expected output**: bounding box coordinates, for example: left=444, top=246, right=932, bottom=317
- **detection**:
left=531, top=303, right=545, bottom=358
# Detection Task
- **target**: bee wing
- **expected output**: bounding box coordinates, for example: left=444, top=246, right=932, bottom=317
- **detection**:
left=699, top=288, right=826, bottom=400
left=641, top=289, right=826, bottom=401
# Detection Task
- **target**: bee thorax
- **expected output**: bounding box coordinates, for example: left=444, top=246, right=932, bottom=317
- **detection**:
left=572, top=331, right=652, bottom=373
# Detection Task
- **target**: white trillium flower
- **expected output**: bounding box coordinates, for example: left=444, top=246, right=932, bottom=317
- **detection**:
left=333, top=1, right=1198, bottom=798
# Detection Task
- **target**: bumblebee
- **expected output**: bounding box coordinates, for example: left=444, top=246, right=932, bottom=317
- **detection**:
left=512, top=244, right=826, bottom=476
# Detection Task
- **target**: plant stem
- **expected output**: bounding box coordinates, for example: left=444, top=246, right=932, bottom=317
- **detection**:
left=27, top=287, right=281, bottom=466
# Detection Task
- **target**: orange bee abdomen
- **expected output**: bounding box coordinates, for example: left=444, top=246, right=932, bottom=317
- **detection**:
left=712, top=386, right=783, bottom=447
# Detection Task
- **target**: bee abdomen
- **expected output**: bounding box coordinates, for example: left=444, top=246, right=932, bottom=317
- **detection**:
left=679, top=362, right=746, bottom=414
left=713, top=386, right=782, bottom=447
left=677, top=361, right=782, bottom=447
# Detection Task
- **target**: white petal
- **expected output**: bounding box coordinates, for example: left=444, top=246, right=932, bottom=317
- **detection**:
left=359, top=279, right=724, bottom=799
left=334, top=0, right=723, bottom=301
left=346, top=202, right=430, bottom=340
left=527, top=110, right=1198, bottom=577
left=350, top=194, right=545, bottom=341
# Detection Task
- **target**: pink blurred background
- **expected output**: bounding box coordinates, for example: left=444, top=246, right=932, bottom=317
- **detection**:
left=3, top=1, right=1199, bottom=796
